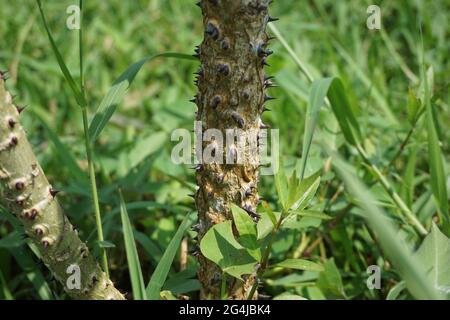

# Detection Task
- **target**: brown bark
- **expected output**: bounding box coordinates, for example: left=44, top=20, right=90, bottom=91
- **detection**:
left=194, top=0, right=274, bottom=299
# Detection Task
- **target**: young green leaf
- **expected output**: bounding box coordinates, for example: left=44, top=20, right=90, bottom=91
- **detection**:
left=257, top=210, right=282, bottom=240
left=119, top=191, right=147, bottom=300
left=275, top=158, right=289, bottom=210
left=317, top=259, right=346, bottom=299
left=273, top=259, right=324, bottom=272
left=288, top=172, right=321, bottom=211
left=230, top=204, right=261, bottom=261
left=146, top=213, right=194, bottom=300
left=288, top=210, right=331, bottom=220
left=261, top=201, right=277, bottom=227
left=200, top=221, right=258, bottom=280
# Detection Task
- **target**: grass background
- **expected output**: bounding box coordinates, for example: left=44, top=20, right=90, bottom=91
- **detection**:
left=0, top=0, right=449, bottom=299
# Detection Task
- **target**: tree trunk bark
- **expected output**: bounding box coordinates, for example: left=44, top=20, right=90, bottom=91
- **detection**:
left=194, top=0, right=273, bottom=299
left=0, top=74, right=124, bottom=300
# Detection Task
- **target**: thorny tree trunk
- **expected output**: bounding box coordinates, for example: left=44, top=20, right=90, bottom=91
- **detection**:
left=193, top=0, right=274, bottom=299
left=0, top=74, right=124, bottom=300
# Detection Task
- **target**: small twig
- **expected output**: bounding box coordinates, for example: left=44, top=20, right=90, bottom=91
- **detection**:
left=356, top=145, right=427, bottom=235
left=384, top=125, right=417, bottom=173
left=247, top=216, right=284, bottom=300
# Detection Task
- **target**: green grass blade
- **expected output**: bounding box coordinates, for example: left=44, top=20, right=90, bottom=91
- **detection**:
left=401, top=144, right=418, bottom=209
left=326, top=78, right=363, bottom=146
left=1, top=210, right=53, bottom=300
left=146, top=212, right=194, bottom=300
left=0, top=269, right=14, bottom=300
left=305, top=76, right=362, bottom=147
left=119, top=191, right=147, bottom=300
left=273, top=259, right=324, bottom=272
left=326, top=147, right=442, bottom=299
left=332, top=40, right=398, bottom=125
left=423, top=67, right=449, bottom=230
left=386, top=281, right=406, bottom=300
left=36, top=0, right=86, bottom=108
left=299, top=77, right=333, bottom=179
left=10, top=246, right=53, bottom=300
left=88, top=53, right=196, bottom=142
left=268, top=23, right=314, bottom=83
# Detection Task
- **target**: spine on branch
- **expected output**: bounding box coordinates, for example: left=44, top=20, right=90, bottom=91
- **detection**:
left=0, top=73, right=124, bottom=300
left=194, top=0, right=274, bottom=299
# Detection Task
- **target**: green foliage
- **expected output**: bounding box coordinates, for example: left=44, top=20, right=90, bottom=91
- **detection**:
left=317, top=259, right=346, bottom=299
left=330, top=151, right=443, bottom=299
left=0, top=0, right=449, bottom=300
left=120, top=191, right=147, bottom=300
left=146, top=213, right=194, bottom=299
left=230, top=204, right=261, bottom=261
left=423, top=67, right=449, bottom=230
left=88, top=53, right=196, bottom=142
left=200, top=221, right=258, bottom=280
left=273, top=259, right=324, bottom=272
left=414, top=224, right=450, bottom=298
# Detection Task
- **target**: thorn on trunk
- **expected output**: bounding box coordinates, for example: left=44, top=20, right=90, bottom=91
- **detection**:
left=217, top=63, right=230, bottom=76
left=220, top=39, right=230, bottom=50
left=0, top=70, right=9, bottom=81
left=231, top=111, right=245, bottom=128
left=205, top=22, right=220, bottom=40
left=49, top=188, right=60, bottom=198
left=7, top=118, right=16, bottom=129
left=9, top=136, right=19, bottom=147
left=210, top=95, right=222, bottom=109
left=16, top=105, right=27, bottom=114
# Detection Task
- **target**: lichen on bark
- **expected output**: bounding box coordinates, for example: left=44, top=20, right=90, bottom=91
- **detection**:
left=0, top=74, right=124, bottom=300
left=194, top=0, right=274, bottom=299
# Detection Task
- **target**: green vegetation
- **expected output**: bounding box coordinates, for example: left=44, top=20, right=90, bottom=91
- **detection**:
left=0, top=0, right=449, bottom=300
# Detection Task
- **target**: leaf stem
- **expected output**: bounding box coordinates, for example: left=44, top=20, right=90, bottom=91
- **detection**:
left=356, top=145, right=427, bottom=236
left=220, top=272, right=227, bottom=300
left=79, top=0, right=109, bottom=275
left=247, top=216, right=283, bottom=300
left=81, top=109, right=109, bottom=275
